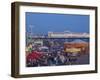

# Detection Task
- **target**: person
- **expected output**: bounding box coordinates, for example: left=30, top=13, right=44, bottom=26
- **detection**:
left=27, top=43, right=33, bottom=53
left=26, top=49, right=43, bottom=67
left=57, top=52, right=66, bottom=65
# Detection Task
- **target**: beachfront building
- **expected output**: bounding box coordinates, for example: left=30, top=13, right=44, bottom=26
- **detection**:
left=33, top=40, right=43, bottom=46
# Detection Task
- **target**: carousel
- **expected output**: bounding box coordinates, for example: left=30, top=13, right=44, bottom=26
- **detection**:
left=64, top=39, right=89, bottom=56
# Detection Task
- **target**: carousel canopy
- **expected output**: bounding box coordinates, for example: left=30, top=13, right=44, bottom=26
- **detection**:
left=70, top=39, right=87, bottom=43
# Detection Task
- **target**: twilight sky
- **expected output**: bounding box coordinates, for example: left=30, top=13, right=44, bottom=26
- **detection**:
left=26, top=12, right=89, bottom=35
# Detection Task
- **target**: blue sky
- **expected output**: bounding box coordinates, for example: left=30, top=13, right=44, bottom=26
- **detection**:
left=26, top=12, right=89, bottom=35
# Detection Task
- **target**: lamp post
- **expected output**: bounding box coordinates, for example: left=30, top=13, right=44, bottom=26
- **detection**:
left=26, top=25, right=34, bottom=45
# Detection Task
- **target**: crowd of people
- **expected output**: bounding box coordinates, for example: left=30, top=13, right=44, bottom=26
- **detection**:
left=26, top=39, right=79, bottom=67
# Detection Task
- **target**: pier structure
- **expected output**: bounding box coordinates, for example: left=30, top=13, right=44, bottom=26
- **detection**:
left=48, top=31, right=89, bottom=38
